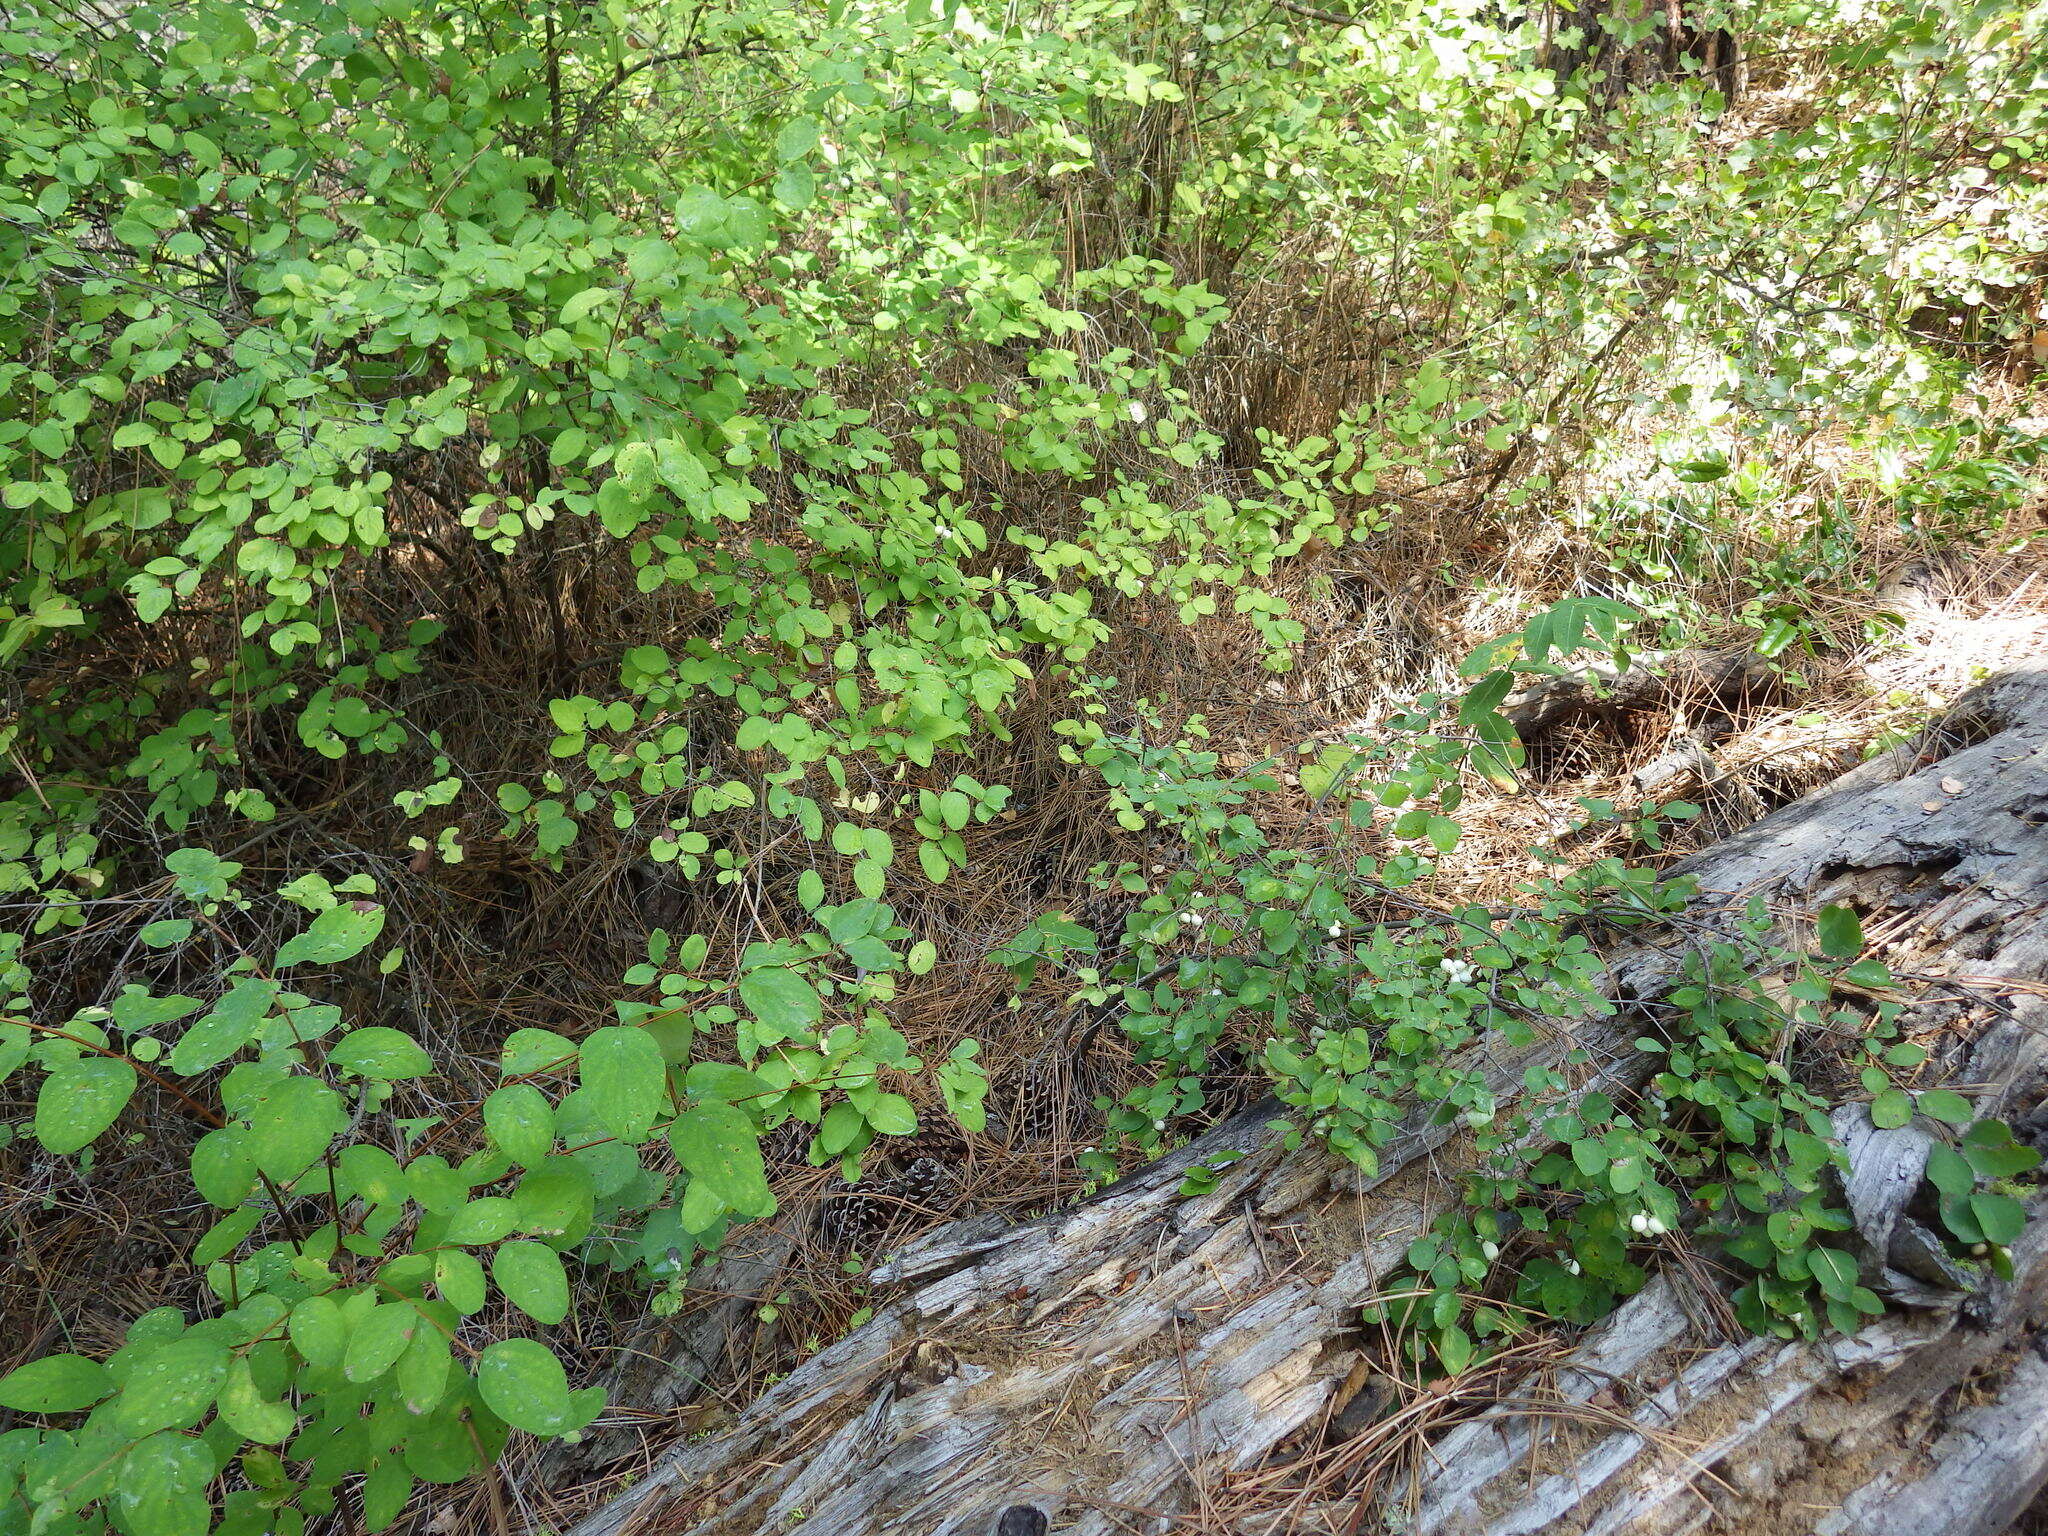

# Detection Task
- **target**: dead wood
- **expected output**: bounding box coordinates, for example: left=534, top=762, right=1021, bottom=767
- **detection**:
left=565, top=665, right=2048, bottom=1536
left=1500, top=648, right=1775, bottom=740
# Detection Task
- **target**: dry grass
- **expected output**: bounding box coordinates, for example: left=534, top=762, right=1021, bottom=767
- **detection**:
left=7, top=408, right=2043, bottom=1536
left=5, top=58, right=2046, bottom=1534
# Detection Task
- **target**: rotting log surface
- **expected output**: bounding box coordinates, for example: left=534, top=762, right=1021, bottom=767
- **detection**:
left=569, top=667, right=2048, bottom=1536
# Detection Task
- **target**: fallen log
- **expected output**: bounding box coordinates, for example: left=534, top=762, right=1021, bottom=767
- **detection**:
left=1499, top=649, right=1774, bottom=741
left=1404, top=1220, right=2048, bottom=1536
left=567, top=666, right=2048, bottom=1536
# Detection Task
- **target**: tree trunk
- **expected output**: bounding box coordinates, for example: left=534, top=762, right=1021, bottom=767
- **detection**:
left=1527, top=1, right=1742, bottom=102
left=566, top=667, right=2048, bottom=1536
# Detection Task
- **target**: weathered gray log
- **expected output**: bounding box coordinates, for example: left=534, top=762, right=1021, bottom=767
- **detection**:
left=566, top=666, right=2048, bottom=1536
left=1394, top=667, right=2048, bottom=1534
left=1405, top=1225, right=2048, bottom=1536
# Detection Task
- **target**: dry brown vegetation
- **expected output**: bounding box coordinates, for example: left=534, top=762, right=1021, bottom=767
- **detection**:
left=5, top=4, right=2048, bottom=1532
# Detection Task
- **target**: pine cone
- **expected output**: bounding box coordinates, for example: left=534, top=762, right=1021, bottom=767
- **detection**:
left=886, top=1123, right=967, bottom=1171
left=818, top=1190, right=890, bottom=1250
left=894, top=1156, right=954, bottom=1209
left=759, top=1120, right=811, bottom=1171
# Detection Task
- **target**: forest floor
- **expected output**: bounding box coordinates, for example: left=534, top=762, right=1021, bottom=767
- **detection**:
left=509, top=540, right=2048, bottom=1536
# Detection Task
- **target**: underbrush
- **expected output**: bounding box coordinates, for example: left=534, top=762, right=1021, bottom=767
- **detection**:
left=1, top=0, right=2046, bottom=1531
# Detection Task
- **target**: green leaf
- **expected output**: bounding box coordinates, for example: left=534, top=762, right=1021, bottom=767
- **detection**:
left=862, top=1092, right=918, bottom=1137
left=289, top=1295, right=346, bottom=1370
left=364, top=1455, right=415, bottom=1530
left=492, top=1241, right=570, bottom=1324
left=1436, top=1322, right=1473, bottom=1375
left=1807, top=1246, right=1858, bottom=1301
left=1916, top=1089, right=1974, bottom=1126
left=684, top=1062, right=772, bottom=1103
left=328, top=1026, right=433, bottom=1079
left=819, top=1100, right=865, bottom=1155
left=484, top=1084, right=555, bottom=1166
left=579, top=1025, right=667, bottom=1143
left=403, top=1403, right=484, bottom=1484
left=401, top=1155, right=466, bottom=1212
left=512, top=1159, right=596, bottom=1239
left=443, top=1197, right=521, bottom=1246
left=476, top=1338, right=575, bottom=1436
left=1457, top=670, right=1514, bottom=725
left=244, top=1075, right=346, bottom=1179
left=1869, top=1088, right=1913, bottom=1129
left=395, top=1326, right=452, bottom=1416
left=194, top=1206, right=261, bottom=1264
left=169, top=979, right=278, bottom=1074
left=274, top=903, right=386, bottom=968
left=0, top=1021, right=27, bottom=1085
left=502, top=1027, right=577, bottom=1077
left=667, top=1103, right=774, bottom=1217
left=1670, top=453, right=1731, bottom=482
left=1426, top=814, right=1461, bottom=854
left=776, top=115, right=821, bottom=161
left=111, top=988, right=202, bottom=1031
left=435, top=1250, right=487, bottom=1314
left=339, top=1142, right=406, bottom=1206
left=35, top=1056, right=138, bottom=1154
left=118, top=1432, right=213, bottom=1536
left=773, top=161, right=816, bottom=210
left=1962, top=1130, right=2043, bottom=1180
left=561, top=286, right=616, bottom=325
left=343, top=1303, right=420, bottom=1383
left=1816, top=904, right=1863, bottom=960
left=1970, top=1192, right=2028, bottom=1245
left=218, top=1356, right=296, bottom=1443
left=117, top=1337, right=229, bottom=1434
left=1925, top=1143, right=1975, bottom=1197
left=738, top=966, right=822, bottom=1041
left=0, top=1353, right=111, bottom=1413
left=1940, top=1192, right=1985, bottom=1244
